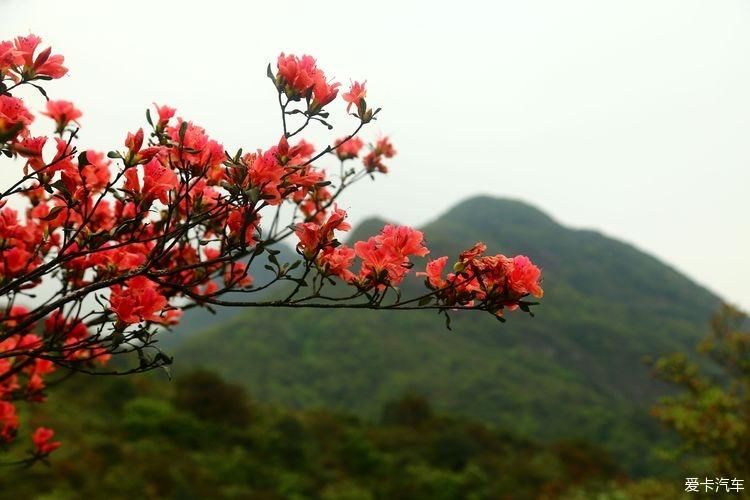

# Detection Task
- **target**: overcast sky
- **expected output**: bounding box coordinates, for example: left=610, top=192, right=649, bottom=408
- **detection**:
left=3, top=0, right=749, bottom=310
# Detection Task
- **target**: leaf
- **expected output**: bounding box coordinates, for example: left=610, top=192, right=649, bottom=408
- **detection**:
left=145, top=109, right=153, bottom=127
left=418, top=296, right=433, bottom=306
left=443, top=311, right=453, bottom=331
left=39, top=205, right=64, bottom=221
left=77, top=151, right=90, bottom=168
left=179, top=121, right=188, bottom=143
left=49, top=180, right=71, bottom=198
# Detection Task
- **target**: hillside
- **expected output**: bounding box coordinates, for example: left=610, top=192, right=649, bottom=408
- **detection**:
left=6, top=370, right=633, bottom=499
left=170, top=196, right=720, bottom=475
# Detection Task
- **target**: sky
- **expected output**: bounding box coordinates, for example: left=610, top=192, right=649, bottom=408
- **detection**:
left=2, top=0, right=749, bottom=310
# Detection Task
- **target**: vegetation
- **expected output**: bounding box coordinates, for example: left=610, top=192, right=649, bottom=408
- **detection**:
left=3, top=370, right=625, bottom=499
left=171, top=196, right=719, bottom=476
left=651, top=304, right=749, bottom=476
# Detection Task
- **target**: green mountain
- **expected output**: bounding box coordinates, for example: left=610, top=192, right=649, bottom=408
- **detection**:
left=169, top=196, right=720, bottom=475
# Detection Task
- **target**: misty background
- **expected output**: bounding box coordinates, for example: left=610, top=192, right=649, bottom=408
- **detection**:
left=2, top=0, right=748, bottom=310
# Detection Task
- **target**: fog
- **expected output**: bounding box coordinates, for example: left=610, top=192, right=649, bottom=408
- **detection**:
left=3, top=0, right=749, bottom=309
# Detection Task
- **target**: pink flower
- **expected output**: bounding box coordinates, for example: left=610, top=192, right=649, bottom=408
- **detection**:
left=42, top=100, right=82, bottom=132
left=32, top=427, right=61, bottom=456
left=342, top=81, right=367, bottom=112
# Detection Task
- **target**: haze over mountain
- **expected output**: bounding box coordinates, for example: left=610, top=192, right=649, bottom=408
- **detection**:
left=168, top=196, right=721, bottom=475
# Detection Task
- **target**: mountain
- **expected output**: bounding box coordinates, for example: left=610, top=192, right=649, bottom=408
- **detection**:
left=168, top=196, right=720, bottom=475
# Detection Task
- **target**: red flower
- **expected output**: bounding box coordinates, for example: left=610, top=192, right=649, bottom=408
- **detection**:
left=13, top=136, right=47, bottom=172
left=353, top=225, right=428, bottom=289
left=125, top=158, right=178, bottom=206
left=508, top=255, right=544, bottom=298
left=32, top=427, right=60, bottom=456
left=295, top=206, right=351, bottom=258
left=109, top=276, right=170, bottom=325
left=276, top=53, right=339, bottom=110
left=13, top=35, right=67, bottom=79
left=224, top=262, right=253, bottom=288
left=142, top=158, right=177, bottom=204
left=125, top=128, right=144, bottom=154
left=276, top=53, right=318, bottom=95
left=0, top=401, right=18, bottom=443
left=0, top=95, right=34, bottom=141
left=342, top=80, right=367, bottom=113
left=153, top=103, right=176, bottom=126
left=318, top=245, right=356, bottom=282
left=80, top=150, right=112, bottom=193
left=335, top=137, right=364, bottom=161
left=419, top=256, right=449, bottom=289
left=378, top=225, right=429, bottom=258
left=362, top=137, right=397, bottom=174
left=0, top=41, right=16, bottom=75
left=311, top=74, right=340, bottom=111
left=42, top=100, right=82, bottom=133
left=375, top=137, right=396, bottom=158
left=246, top=149, right=284, bottom=204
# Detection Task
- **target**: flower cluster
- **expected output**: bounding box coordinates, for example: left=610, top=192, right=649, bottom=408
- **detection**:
left=275, top=54, right=340, bottom=113
left=420, top=243, right=543, bottom=317
left=0, top=34, right=542, bottom=463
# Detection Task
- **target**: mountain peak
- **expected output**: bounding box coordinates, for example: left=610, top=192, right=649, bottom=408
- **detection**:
left=434, top=196, right=561, bottom=234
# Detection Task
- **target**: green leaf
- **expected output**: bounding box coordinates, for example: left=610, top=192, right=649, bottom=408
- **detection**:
left=418, top=296, right=433, bottom=306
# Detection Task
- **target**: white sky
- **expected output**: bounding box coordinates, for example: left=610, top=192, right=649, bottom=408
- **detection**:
left=3, top=0, right=749, bottom=310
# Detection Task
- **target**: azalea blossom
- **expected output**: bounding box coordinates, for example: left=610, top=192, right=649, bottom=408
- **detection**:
left=335, top=137, right=364, bottom=160
left=343, top=80, right=367, bottom=113
left=42, top=100, right=82, bottom=133
left=31, top=427, right=60, bottom=456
